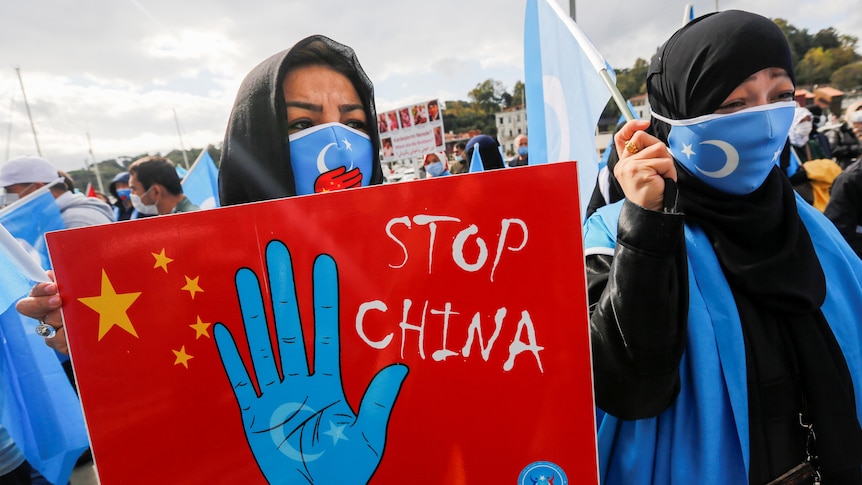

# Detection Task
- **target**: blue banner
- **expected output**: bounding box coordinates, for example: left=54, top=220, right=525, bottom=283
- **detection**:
left=525, top=0, right=614, bottom=220
left=182, top=150, right=220, bottom=209
left=0, top=189, right=64, bottom=270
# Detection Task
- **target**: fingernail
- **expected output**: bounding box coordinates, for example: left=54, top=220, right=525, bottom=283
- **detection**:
left=46, top=283, right=57, bottom=293
left=49, top=295, right=61, bottom=306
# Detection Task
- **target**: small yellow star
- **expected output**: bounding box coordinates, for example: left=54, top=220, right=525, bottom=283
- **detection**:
left=152, top=248, right=173, bottom=273
left=190, top=316, right=211, bottom=339
left=173, top=346, right=194, bottom=369
left=78, top=270, right=142, bottom=340
left=181, top=276, right=204, bottom=299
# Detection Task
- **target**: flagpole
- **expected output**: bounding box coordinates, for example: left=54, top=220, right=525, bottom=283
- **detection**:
left=547, top=2, right=636, bottom=122
left=173, top=109, right=190, bottom=170
left=15, top=67, right=41, bottom=157
left=5, top=97, right=13, bottom=161
left=86, top=132, right=106, bottom=194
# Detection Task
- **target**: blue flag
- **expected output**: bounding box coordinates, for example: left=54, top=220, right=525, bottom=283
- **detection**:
left=525, top=0, right=615, bottom=220
left=0, top=308, right=89, bottom=485
left=0, top=224, right=46, bottom=314
left=0, top=189, right=64, bottom=271
left=181, top=150, right=220, bottom=209
left=0, top=187, right=89, bottom=485
left=683, top=4, right=695, bottom=26
left=469, top=144, right=484, bottom=173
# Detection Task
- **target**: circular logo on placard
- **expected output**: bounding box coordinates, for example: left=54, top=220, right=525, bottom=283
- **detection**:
left=518, top=461, right=568, bottom=485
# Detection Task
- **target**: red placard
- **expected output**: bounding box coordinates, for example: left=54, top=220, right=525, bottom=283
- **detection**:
left=47, top=162, right=596, bottom=484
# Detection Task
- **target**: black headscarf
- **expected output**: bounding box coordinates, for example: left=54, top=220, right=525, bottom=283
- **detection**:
left=465, top=134, right=506, bottom=171
left=647, top=10, right=862, bottom=482
left=218, top=35, right=383, bottom=206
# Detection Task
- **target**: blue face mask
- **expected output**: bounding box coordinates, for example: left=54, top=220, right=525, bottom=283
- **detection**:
left=651, top=101, right=796, bottom=195
left=517, top=146, right=529, bottom=157
left=426, top=161, right=445, bottom=177
left=287, top=122, right=374, bottom=196
left=116, top=188, right=131, bottom=200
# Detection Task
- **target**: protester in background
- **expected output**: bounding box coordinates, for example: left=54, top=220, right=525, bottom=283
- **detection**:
left=108, top=171, right=149, bottom=221
left=824, top=157, right=862, bottom=258
left=218, top=35, right=383, bottom=205
left=508, top=134, right=529, bottom=167
left=824, top=101, right=862, bottom=169
left=0, top=156, right=113, bottom=228
left=464, top=134, right=506, bottom=171
left=449, top=142, right=468, bottom=174
left=790, top=107, right=831, bottom=162
left=585, top=10, right=862, bottom=483
left=127, top=156, right=198, bottom=215
left=788, top=107, right=843, bottom=211
left=423, top=153, right=450, bottom=178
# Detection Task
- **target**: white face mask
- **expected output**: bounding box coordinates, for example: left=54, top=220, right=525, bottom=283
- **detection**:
left=130, top=187, right=159, bottom=215
left=0, top=191, right=18, bottom=208
left=789, top=120, right=813, bottom=147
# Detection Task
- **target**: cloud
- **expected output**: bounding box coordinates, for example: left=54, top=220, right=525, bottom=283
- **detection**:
left=1, top=0, right=858, bottom=172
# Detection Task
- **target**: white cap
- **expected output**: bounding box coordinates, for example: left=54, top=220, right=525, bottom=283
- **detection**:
left=0, top=156, right=58, bottom=187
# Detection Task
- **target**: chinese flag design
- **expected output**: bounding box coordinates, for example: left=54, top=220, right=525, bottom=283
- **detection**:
left=47, top=162, right=598, bottom=484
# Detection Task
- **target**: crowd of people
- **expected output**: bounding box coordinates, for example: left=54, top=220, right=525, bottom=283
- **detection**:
left=3, top=8, right=862, bottom=485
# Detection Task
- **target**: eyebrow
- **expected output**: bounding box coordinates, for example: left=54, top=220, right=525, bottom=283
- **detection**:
left=284, top=101, right=365, bottom=113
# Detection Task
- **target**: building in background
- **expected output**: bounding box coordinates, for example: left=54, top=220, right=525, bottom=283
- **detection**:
left=495, top=105, right=527, bottom=157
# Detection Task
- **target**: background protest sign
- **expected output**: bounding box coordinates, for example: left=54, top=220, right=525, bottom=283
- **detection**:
left=47, top=162, right=597, bottom=484
left=378, top=98, right=444, bottom=163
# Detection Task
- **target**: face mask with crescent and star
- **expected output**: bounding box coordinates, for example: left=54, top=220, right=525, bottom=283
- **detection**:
left=287, top=122, right=374, bottom=196
left=651, top=101, right=796, bottom=195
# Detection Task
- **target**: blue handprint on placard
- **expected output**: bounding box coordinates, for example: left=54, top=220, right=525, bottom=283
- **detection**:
left=214, top=240, right=408, bottom=484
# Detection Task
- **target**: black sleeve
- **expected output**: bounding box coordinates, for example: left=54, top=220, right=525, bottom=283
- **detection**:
left=824, top=171, right=862, bottom=243
left=587, top=200, right=689, bottom=419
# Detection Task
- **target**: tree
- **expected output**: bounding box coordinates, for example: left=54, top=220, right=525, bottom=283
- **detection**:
left=797, top=47, right=835, bottom=85
left=832, top=62, right=862, bottom=91
left=511, top=81, right=525, bottom=107
left=468, top=79, right=507, bottom=114
left=774, top=18, right=812, bottom=66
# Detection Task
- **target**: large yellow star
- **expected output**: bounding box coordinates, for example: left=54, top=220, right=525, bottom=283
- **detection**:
left=152, top=248, right=173, bottom=273
left=78, top=270, right=142, bottom=340
left=181, top=275, right=204, bottom=300
left=173, top=346, right=194, bottom=369
left=189, top=316, right=211, bottom=339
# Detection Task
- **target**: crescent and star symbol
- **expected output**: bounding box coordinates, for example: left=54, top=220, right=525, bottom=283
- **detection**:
left=316, top=138, right=354, bottom=173
left=678, top=140, right=740, bottom=179
left=269, top=403, right=325, bottom=462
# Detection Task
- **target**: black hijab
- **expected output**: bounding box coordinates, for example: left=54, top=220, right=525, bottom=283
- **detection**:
left=646, top=10, right=862, bottom=481
left=218, top=35, right=383, bottom=206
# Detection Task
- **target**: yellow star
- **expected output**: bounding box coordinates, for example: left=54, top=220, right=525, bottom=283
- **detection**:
left=173, top=345, right=194, bottom=369
left=182, top=275, right=204, bottom=299
left=152, top=249, right=173, bottom=273
left=78, top=270, right=142, bottom=340
left=190, top=316, right=211, bottom=339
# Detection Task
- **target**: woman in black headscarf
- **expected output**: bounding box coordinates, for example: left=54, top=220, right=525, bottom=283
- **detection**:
left=584, top=10, right=862, bottom=484
left=219, top=35, right=384, bottom=206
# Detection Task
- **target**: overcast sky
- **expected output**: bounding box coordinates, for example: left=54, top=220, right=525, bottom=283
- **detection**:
left=1, top=0, right=859, bottom=173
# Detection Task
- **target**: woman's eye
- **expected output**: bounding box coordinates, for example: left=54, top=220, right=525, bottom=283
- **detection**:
left=775, top=91, right=794, bottom=101
left=287, top=119, right=313, bottom=133
left=345, top=120, right=367, bottom=132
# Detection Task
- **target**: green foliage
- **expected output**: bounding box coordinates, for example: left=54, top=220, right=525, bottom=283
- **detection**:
left=832, top=62, right=862, bottom=91
left=68, top=146, right=221, bottom=198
